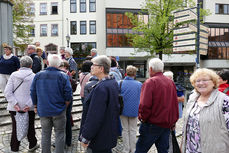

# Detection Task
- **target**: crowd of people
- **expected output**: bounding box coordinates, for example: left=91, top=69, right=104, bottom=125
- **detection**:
left=0, top=43, right=229, bottom=153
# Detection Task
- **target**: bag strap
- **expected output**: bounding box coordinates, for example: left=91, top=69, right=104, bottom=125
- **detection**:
left=223, top=87, right=229, bottom=94
left=80, top=73, right=89, bottom=86
left=13, top=73, right=33, bottom=93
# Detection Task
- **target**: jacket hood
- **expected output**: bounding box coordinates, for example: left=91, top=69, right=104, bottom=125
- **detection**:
left=14, top=67, right=34, bottom=81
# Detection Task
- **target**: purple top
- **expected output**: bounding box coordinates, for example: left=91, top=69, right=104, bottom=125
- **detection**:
left=186, top=96, right=229, bottom=153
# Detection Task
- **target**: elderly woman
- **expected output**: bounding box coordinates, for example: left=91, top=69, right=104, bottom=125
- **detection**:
left=79, top=55, right=120, bottom=153
left=65, top=47, right=78, bottom=80
left=4, top=56, right=39, bottom=152
left=0, top=45, right=20, bottom=93
left=181, top=68, right=229, bottom=153
left=119, top=65, right=142, bottom=153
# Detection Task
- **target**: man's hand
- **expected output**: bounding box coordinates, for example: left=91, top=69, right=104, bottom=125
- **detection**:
left=14, top=104, right=20, bottom=111
left=81, top=142, right=89, bottom=148
left=34, top=107, right=37, bottom=113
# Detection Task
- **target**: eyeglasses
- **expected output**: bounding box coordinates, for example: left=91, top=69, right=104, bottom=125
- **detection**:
left=92, top=64, right=103, bottom=67
left=195, top=79, right=212, bottom=83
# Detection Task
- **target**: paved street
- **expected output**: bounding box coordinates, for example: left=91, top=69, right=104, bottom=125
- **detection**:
left=0, top=86, right=184, bottom=153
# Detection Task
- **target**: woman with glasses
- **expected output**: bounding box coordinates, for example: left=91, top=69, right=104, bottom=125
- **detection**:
left=181, top=68, right=229, bottom=153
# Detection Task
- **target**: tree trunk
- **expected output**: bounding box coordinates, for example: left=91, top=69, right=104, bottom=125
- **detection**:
left=159, top=51, right=162, bottom=60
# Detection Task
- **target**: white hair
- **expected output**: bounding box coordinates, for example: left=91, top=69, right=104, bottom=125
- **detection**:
left=65, top=47, right=73, bottom=55
left=47, top=54, right=62, bottom=67
left=91, top=48, right=97, bottom=53
left=27, top=45, right=36, bottom=50
left=163, top=71, right=174, bottom=81
left=149, top=58, right=164, bottom=72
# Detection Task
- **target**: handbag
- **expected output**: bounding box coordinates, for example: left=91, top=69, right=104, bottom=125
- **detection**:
left=15, top=111, right=29, bottom=141
left=169, top=130, right=181, bottom=153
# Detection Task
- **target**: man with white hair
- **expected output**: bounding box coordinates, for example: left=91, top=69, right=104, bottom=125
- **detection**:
left=30, top=54, right=72, bottom=153
left=135, top=58, right=178, bottom=153
left=27, top=45, right=41, bottom=73
left=90, top=48, right=97, bottom=58
left=65, top=47, right=78, bottom=80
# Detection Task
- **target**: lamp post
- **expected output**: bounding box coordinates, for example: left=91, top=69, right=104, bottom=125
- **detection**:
left=66, top=34, right=70, bottom=47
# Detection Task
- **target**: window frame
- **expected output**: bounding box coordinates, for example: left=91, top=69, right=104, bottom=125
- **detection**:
left=51, top=24, right=58, bottom=36
left=51, top=2, right=58, bottom=15
left=89, top=20, right=96, bottom=34
left=29, top=3, right=35, bottom=16
left=80, top=21, right=87, bottom=35
left=40, top=3, right=47, bottom=15
left=29, top=25, right=35, bottom=37
left=89, top=0, right=96, bottom=12
left=70, top=21, right=77, bottom=35
left=40, top=24, right=47, bottom=36
left=70, top=0, right=77, bottom=13
left=80, top=0, right=86, bottom=13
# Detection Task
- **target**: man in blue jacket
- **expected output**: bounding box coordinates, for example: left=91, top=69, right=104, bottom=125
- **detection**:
left=30, top=54, right=72, bottom=153
left=79, top=55, right=120, bottom=153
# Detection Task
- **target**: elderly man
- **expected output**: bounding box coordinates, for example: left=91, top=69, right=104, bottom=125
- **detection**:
left=90, top=48, right=97, bottom=58
left=79, top=55, right=120, bottom=153
left=65, top=47, right=78, bottom=80
left=27, top=45, right=41, bottom=73
left=135, top=58, right=178, bottom=153
left=30, top=54, right=72, bottom=153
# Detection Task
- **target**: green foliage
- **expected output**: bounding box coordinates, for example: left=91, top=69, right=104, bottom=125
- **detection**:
left=126, top=0, right=208, bottom=59
left=12, top=0, right=33, bottom=52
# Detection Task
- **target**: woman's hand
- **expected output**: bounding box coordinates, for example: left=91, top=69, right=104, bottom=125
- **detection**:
left=23, top=106, right=30, bottom=112
left=14, top=104, right=20, bottom=111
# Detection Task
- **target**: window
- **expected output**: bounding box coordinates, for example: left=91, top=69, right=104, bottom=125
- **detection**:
left=90, top=21, right=96, bottom=34
left=215, top=4, right=229, bottom=14
left=40, top=3, right=47, bottom=15
left=80, top=0, right=86, bottom=12
left=71, top=21, right=77, bottom=35
left=40, top=24, right=47, bottom=36
left=89, top=0, right=96, bottom=12
left=29, top=3, right=35, bottom=15
left=45, top=43, right=58, bottom=54
left=70, top=0, right=76, bottom=13
left=29, top=25, right=35, bottom=37
left=51, top=2, right=58, bottom=14
left=80, top=21, right=86, bottom=34
left=51, top=24, right=58, bottom=36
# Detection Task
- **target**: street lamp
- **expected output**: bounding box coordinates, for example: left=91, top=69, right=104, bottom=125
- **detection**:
left=66, top=34, right=70, bottom=47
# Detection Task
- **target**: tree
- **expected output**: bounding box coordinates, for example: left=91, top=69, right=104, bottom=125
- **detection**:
left=11, top=0, right=33, bottom=53
left=126, top=0, right=206, bottom=59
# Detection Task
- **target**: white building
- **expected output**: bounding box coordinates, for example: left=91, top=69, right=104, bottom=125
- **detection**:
left=29, top=0, right=229, bottom=87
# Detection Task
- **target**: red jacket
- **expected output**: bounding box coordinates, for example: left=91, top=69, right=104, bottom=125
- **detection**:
left=218, top=83, right=229, bottom=96
left=138, top=72, right=179, bottom=128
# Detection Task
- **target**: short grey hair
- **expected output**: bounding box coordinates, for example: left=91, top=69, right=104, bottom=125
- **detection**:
left=163, top=71, right=174, bottom=81
left=91, top=55, right=111, bottom=74
left=149, top=58, right=164, bottom=72
left=126, top=65, right=137, bottom=76
left=20, top=56, right=33, bottom=68
left=27, top=45, right=36, bottom=50
left=91, top=48, right=97, bottom=53
left=47, top=54, right=62, bottom=67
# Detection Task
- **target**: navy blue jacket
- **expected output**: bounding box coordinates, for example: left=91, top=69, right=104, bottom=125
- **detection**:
left=30, top=67, right=72, bottom=117
left=80, top=77, right=120, bottom=150
left=30, top=53, right=41, bottom=73
left=0, top=55, right=20, bottom=75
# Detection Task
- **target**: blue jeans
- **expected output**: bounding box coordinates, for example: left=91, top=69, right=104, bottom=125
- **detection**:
left=66, top=100, right=73, bottom=146
left=135, top=122, right=170, bottom=153
left=40, top=110, right=66, bottom=153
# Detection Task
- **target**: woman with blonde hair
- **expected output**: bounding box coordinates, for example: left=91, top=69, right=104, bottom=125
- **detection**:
left=181, top=68, right=229, bottom=153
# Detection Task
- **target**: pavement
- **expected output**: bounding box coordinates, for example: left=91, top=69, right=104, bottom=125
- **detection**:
left=0, top=86, right=184, bottom=153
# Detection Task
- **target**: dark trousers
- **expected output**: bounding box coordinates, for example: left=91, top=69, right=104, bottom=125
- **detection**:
left=135, top=122, right=170, bottom=153
left=87, top=147, right=112, bottom=153
left=9, top=111, right=37, bottom=152
left=66, top=100, right=73, bottom=146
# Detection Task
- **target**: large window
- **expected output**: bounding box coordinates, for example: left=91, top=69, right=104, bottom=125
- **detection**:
left=71, top=21, right=77, bottom=35
left=90, top=21, right=96, bottom=34
left=51, top=2, right=58, bottom=14
left=40, top=3, right=47, bottom=15
left=89, top=0, right=96, bottom=12
left=40, top=24, right=47, bottom=36
left=215, top=4, right=229, bottom=14
left=208, top=27, right=229, bottom=59
left=70, top=0, right=76, bottom=13
left=29, top=3, right=35, bottom=15
left=106, top=10, right=148, bottom=47
left=51, top=24, right=58, bottom=36
left=80, top=21, right=87, bottom=34
left=80, top=0, right=86, bottom=12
